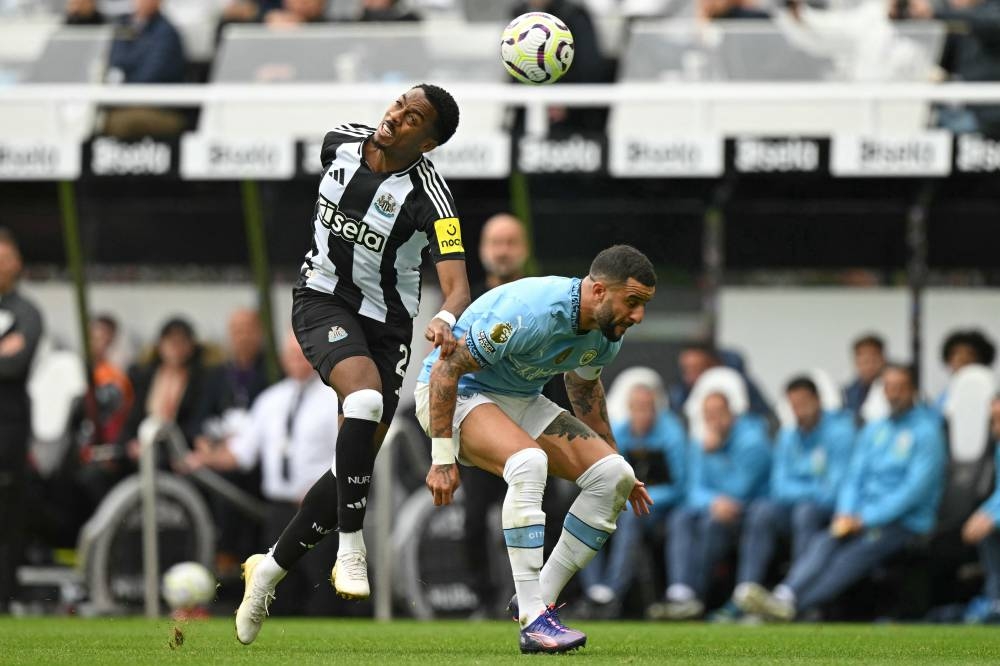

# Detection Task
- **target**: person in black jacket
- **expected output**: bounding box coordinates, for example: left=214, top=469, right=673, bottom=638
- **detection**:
left=0, top=229, right=43, bottom=613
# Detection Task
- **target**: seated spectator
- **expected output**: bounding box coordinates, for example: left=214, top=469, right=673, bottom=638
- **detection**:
left=87, top=313, right=133, bottom=447
left=510, top=0, right=611, bottom=135
left=670, top=340, right=773, bottom=424
left=103, top=0, right=187, bottom=139
left=937, top=329, right=997, bottom=410
left=737, top=365, right=946, bottom=621
left=648, top=392, right=771, bottom=620
left=65, top=0, right=105, bottom=24
left=713, top=376, right=854, bottom=621
left=579, top=381, right=687, bottom=615
left=899, top=0, right=1000, bottom=137
left=359, top=0, right=420, bottom=21
left=221, top=0, right=283, bottom=22
left=185, top=332, right=339, bottom=615
left=960, top=395, right=1000, bottom=623
left=843, top=333, right=886, bottom=422
left=264, top=0, right=328, bottom=26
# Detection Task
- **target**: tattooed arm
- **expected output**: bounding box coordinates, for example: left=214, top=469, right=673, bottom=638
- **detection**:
left=425, top=338, right=481, bottom=506
left=564, top=370, right=617, bottom=451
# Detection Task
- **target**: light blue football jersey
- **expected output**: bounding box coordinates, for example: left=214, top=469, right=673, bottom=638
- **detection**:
left=417, top=276, right=622, bottom=397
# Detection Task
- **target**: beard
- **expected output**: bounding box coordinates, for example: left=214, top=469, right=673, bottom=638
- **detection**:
left=595, top=302, right=624, bottom=341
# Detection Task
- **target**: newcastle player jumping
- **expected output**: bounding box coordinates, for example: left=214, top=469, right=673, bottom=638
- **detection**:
left=237, top=84, right=470, bottom=644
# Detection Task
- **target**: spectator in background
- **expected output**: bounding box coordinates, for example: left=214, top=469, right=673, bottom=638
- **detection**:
left=739, top=365, right=945, bottom=622
left=669, top=340, right=773, bottom=423
left=718, top=377, right=854, bottom=621
left=937, top=329, right=997, bottom=410
left=649, top=392, right=771, bottom=620
left=510, top=0, right=611, bottom=135
left=221, top=0, right=283, bottom=22
left=264, top=0, right=328, bottom=26
left=898, top=0, right=1000, bottom=137
left=103, top=0, right=187, bottom=139
left=462, top=212, right=531, bottom=617
left=88, top=314, right=133, bottom=447
left=196, top=308, right=272, bottom=576
left=359, top=0, right=420, bottom=21
left=699, top=0, right=770, bottom=20
left=186, top=332, right=340, bottom=616
left=65, top=0, right=105, bottom=24
left=961, top=395, right=1000, bottom=623
left=0, top=229, right=43, bottom=614
left=579, top=381, right=687, bottom=615
left=843, top=333, right=886, bottom=421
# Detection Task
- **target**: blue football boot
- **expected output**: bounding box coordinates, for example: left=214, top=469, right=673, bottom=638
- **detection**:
left=519, top=604, right=587, bottom=655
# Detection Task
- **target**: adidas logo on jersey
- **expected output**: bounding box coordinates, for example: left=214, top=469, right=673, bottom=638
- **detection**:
left=328, top=326, right=348, bottom=343
left=316, top=195, right=387, bottom=253
left=347, top=498, right=367, bottom=510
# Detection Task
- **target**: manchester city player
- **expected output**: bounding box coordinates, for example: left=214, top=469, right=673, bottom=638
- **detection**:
left=415, top=245, right=656, bottom=654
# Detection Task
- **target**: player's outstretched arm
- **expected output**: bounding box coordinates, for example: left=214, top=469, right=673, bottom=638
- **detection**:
left=563, top=370, right=616, bottom=450
left=425, top=259, right=471, bottom=358
left=425, top=338, right=481, bottom=506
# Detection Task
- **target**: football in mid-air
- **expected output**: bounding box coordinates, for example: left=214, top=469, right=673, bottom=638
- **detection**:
left=162, top=561, right=216, bottom=610
left=500, top=12, right=575, bottom=85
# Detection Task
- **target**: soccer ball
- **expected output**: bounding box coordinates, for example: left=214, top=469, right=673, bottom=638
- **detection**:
left=500, top=12, right=575, bottom=85
left=162, top=561, right=216, bottom=610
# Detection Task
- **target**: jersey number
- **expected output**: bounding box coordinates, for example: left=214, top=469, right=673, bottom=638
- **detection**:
left=394, top=344, right=409, bottom=396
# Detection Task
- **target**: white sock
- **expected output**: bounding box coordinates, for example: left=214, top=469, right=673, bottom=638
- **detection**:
left=501, top=448, right=548, bottom=627
left=539, top=455, right=635, bottom=605
left=773, top=584, right=796, bottom=605
left=258, top=550, right=288, bottom=586
left=667, top=583, right=695, bottom=602
left=338, top=530, right=366, bottom=556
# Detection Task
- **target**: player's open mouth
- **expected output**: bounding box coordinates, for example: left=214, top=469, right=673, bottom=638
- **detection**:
left=380, top=121, right=395, bottom=139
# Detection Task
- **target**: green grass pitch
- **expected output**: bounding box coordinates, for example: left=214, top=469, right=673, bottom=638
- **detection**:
left=2, top=617, right=1000, bottom=664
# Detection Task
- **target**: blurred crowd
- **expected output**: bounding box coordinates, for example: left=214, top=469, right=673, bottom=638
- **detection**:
left=2, top=209, right=1000, bottom=623
left=2, top=0, right=999, bottom=136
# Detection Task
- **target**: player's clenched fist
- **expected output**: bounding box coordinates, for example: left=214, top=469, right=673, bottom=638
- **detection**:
left=426, top=463, right=461, bottom=506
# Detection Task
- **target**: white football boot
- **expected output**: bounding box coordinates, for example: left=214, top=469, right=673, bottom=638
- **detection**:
left=331, top=550, right=370, bottom=600
left=235, top=554, right=282, bottom=644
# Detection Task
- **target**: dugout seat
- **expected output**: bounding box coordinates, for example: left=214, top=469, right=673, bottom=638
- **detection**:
left=605, top=365, right=668, bottom=425
left=683, top=365, right=749, bottom=441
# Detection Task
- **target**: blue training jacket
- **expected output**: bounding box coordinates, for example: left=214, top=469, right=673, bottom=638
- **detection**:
left=836, top=404, right=946, bottom=535
left=771, top=410, right=856, bottom=508
left=685, top=414, right=772, bottom=510
left=613, top=411, right=687, bottom=509
left=978, top=446, right=1000, bottom=524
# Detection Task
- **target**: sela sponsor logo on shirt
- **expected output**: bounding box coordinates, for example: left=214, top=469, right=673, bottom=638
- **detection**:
left=91, top=137, right=171, bottom=176
left=518, top=135, right=603, bottom=174
left=831, top=133, right=952, bottom=176
left=609, top=135, right=723, bottom=177
left=735, top=138, right=820, bottom=173
left=317, top=195, right=387, bottom=253
left=955, top=134, right=1000, bottom=172
left=434, top=217, right=464, bottom=255
left=0, top=140, right=80, bottom=179
left=328, top=325, right=349, bottom=342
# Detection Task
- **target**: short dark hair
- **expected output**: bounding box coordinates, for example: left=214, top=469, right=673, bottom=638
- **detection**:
left=885, top=362, right=918, bottom=389
left=941, top=329, right=996, bottom=367
left=159, top=316, right=196, bottom=342
left=589, top=244, right=656, bottom=288
left=853, top=333, right=885, bottom=354
left=93, top=313, right=119, bottom=336
left=785, top=375, right=819, bottom=396
left=414, top=83, right=459, bottom=146
left=680, top=339, right=720, bottom=361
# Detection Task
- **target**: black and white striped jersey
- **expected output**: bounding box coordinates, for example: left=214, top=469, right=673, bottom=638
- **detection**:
left=301, top=123, right=465, bottom=325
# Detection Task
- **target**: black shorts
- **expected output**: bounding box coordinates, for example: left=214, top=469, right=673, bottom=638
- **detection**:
left=291, top=285, right=412, bottom=424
